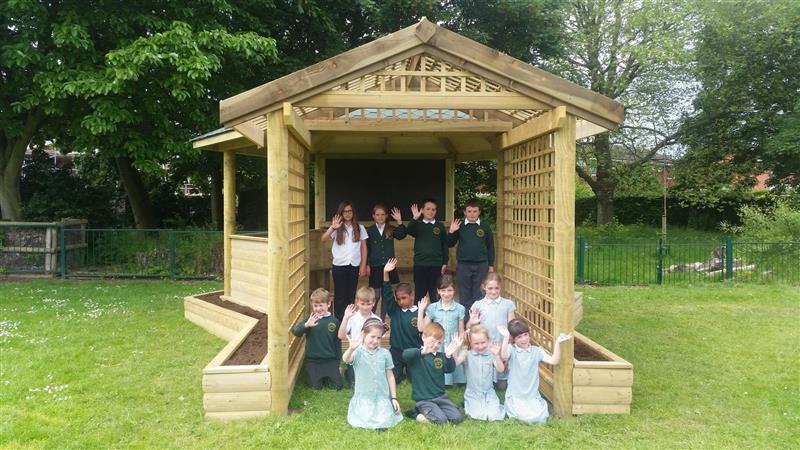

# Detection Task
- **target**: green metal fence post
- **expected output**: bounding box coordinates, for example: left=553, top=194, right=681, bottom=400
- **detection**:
left=656, top=238, right=664, bottom=285
left=725, top=235, right=734, bottom=280
left=576, top=236, right=586, bottom=284
left=60, top=225, right=67, bottom=278
left=168, top=230, right=176, bottom=279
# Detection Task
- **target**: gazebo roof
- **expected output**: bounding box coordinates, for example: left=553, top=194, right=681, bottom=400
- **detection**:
left=195, top=18, right=623, bottom=158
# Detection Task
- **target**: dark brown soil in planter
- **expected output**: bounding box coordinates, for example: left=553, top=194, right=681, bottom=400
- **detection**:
left=195, top=292, right=268, bottom=365
left=573, top=337, right=609, bottom=361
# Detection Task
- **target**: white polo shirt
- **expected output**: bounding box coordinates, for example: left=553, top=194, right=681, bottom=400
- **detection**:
left=331, top=223, right=368, bottom=266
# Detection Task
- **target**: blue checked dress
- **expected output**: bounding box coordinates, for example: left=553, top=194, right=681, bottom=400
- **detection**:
left=426, top=300, right=466, bottom=385
left=347, top=346, right=403, bottom=429
left=462, top=350, right=505, bottom=421
left=504, top=344, right=549, bottom=424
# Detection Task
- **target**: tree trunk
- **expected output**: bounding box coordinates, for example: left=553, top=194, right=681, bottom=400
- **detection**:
left=0, top=169, right=22, bottom=221
left=0, top=109, right=46, bottom=221
left=210, top=161, right=223, bottom=230
left=594, top=133, right=616, bottom=225
left=115, top=156, right=157, bottom=228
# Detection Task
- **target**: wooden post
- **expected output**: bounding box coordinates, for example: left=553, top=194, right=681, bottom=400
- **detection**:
left=315, top=156, right=326, bottom=228
left=223, top=150, right=236, bottom=297
left=494, top=155, right=504, bottom=273
left=266, top=111, right=290, bottom=416
left=552, top=112, right=576, bottom=417
left=445, top=157, right=455, bottom=222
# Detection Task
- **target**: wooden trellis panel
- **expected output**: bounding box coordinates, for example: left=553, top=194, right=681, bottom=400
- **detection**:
left=499, top=107, right=576, bottom=417
left=501, top=133, right=557, bottom=351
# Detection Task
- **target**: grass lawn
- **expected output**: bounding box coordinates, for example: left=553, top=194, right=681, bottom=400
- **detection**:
left=1, top=280, right=798, bottom=449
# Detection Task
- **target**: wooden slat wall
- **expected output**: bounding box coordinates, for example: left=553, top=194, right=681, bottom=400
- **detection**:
left=229, top=237, right=269, bottom=312
left=287, top=132, right=309, bottom=379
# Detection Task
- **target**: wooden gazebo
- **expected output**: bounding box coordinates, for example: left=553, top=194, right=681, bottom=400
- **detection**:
left=187, top=18, right=631, bottom=420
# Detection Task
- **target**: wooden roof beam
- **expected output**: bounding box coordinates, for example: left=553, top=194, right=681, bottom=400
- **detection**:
left=297, top=91, right=546, bottom=110
left=220, top=24, right=428, bottom=126
left=304, top=119, right=512, bottom=134
left=232, top=119, right=265, bottom=148
left=495, top=106, right=567, bottom=150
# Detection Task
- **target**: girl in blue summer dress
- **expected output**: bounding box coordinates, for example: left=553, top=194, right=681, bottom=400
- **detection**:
left=416, top=273, right=466, bottom=385
left=498, top=319, right=572, bottom=424
left=343, top=318, right=402, bottom=429
left=451, top=324, right=505, bottom=421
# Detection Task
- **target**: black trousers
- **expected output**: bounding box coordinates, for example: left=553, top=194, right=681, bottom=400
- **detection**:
left=414, top=265, right=442, bottom=303
left=332, top=264, right=359, bottom=323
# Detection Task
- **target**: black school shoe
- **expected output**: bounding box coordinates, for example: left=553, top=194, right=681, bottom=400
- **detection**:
left=404, top=407, right=418, bottom=419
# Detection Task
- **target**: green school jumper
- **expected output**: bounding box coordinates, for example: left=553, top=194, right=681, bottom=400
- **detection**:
left=291, top=315, right=341, bottom=362
left=406, top=219, right=449, bottom=267
left=402, top=347, right=455, bottom=401
left=448, top=222, right=494, bottom=265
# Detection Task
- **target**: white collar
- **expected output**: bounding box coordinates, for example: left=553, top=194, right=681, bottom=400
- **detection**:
left=437, top=301, right=456, bottom=311
left=483, top=296, right=502, bottom=304
left=376, top=223, right=385, bottom=234
left=318, top=312, right=331, bottom=318
left=401, top=305, right=418, bottom=313
left=422, top=218, right=436, bottom=224
left=514, top=344, right=532, bottom=353
left=470, top=349, right=491, bottom=356
left=465, top=218, right=481, bottom=225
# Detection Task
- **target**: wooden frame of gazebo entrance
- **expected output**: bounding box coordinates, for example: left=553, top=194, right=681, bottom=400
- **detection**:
left=189, top=18, right=630, bottom=419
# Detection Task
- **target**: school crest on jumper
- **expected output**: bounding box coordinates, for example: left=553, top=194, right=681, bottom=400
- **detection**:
left=327, top=322, right=336, bottom=332
left=432, top=227, right=441, bottom=236
left=476, top=229, right=485, bottom=237
left=433, top=357, right=443, bottom=369
left=411, top=317, right=418, bottom=327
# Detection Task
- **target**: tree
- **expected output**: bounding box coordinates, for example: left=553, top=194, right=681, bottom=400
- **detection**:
left=675, top=0, right=800, bottom=207
left=1, top=1, right=277, bottom=224
left=549, top=0, right=696, bottom=224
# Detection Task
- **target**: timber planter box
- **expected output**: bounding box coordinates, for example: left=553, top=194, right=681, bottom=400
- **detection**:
left=572, top=331, right=633, bottom=414
left=184, top=292, right=270, bottom=420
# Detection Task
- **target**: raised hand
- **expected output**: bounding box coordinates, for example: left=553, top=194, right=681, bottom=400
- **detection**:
left=445, top=332, right=462, bottom=357
left=468, top=308, right=481, bottom=326
left=384, top=257, right=398, bottom=273
left=410, top=203, right=421, bottom=220
left=556, top=333, right=573, bottom=344
left=346, top=332, right=361, bottom=350
left=343, top=303, right=358, bottom=319
left=331, top=214, right=343, bottom=229
left=449, top=218, right=461, bottom=233
left=390, top=207, right=402, bottom=224
left=496, top=325, right=509, bottom=339
left=304, top=313, right=320, bottom=328
left=418, top=294, right=429, bottom=311
left=491, top=341, right=502, bottom=356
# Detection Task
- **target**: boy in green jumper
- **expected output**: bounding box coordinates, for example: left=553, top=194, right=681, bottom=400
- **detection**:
left=448, top=199, right=494, bottom=319
left=381, top=258, right=422, bottom=384
left=402, top=323, right=463, bottom=424
left=291, top=288, right=343, bottom=389
left=406, top=199, right=449, bottom=303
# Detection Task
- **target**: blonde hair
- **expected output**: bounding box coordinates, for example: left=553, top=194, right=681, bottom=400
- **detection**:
left=310, top=288, right=331, bottom=304
left=355, top=286, right=376, bottom=304
left=482, top=272, right=502, bottom=286
left=466, top=324, right=490, bottom=348
left=422, top=322, right=445, bottom=340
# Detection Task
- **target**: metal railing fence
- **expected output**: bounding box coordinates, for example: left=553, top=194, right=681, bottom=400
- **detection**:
left=2, top=224, right=797, bottom=284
